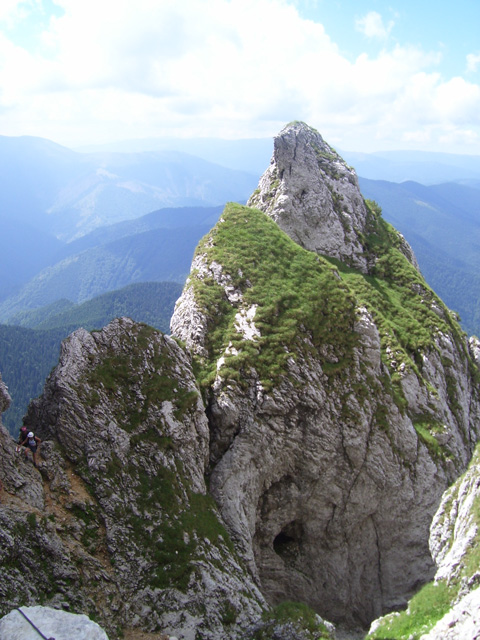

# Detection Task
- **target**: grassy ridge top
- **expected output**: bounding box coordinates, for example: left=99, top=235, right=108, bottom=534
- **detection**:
left=190, top=202, right=358, bottom=390
left=189, top=201, right=474, bottom=410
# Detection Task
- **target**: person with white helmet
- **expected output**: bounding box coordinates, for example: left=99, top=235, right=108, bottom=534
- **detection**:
left=20, top=431, right=42, bottom=468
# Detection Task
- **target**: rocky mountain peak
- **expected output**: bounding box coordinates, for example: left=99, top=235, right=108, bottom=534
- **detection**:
left=247, top=120, right=418, bottom=272
left=172, top=122, right=480, bottom=628
left=2, top=122, right=480, bottom=639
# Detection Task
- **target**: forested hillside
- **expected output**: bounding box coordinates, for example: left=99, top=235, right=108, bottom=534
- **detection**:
left=359, top=177, right=480, bottom=337
left=0, top=225, right=208, bottom=322
left=10, top=281, right=182, bottom=331
left=0, top=324, right=66, bottom=436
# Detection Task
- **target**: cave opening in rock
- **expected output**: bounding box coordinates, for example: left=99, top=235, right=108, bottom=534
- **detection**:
left=273, top=520, right=303, bottom=565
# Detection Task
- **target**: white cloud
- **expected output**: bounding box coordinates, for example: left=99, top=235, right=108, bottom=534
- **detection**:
left=467, top=53, right=480, bottom=73
left=355, top=11, right=394, bottom=40
left=0, top=0, right=479, bottom=153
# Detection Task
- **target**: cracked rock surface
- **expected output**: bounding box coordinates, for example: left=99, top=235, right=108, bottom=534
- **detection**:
left=171, top=122, right=480, bottom=628
left=0, top=319, right=264, bottom=640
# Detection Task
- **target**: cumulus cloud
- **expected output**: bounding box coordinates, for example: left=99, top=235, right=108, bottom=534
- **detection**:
left=355, top=11, right=394, bottom=40
left=467, top=53, right=480, bottom=73
left=0, top=0, right=35, bottom=23
left=0, top=0, right=479, bottom=153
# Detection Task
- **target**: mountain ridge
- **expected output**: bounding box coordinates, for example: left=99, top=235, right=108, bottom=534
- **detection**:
left=0, top=122, right=479, bottom=639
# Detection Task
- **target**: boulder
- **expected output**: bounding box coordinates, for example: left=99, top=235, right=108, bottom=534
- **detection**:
left=0, top=606, right=108, bottom=640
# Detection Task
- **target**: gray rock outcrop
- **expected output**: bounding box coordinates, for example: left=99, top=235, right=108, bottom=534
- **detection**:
left=3, top=121, right=480, bottom=638
left=0, top=318, right=264, bottom=639
left=0, top=606, right=109, bottom=640
left=171, top=122, right=480, bottom=627
left=421, top=445, right=480, bottom=639
left=247, top=121, right=419, bottom=273
left=0, top=373, right=11, bottom=414
left=367, top=444, right=480, bottom=638
left=419, top=587, right=480, bottom=640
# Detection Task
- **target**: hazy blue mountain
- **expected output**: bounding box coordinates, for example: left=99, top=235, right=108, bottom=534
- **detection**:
left=60, top=205, right=223, bottom=257
left=0, top=281, right=182, bottom=434
left=344, top=149, right=480, bottom=185
left=0, top=205, right=222, bottom=322
left=77, top=134, right=480, bottom=186
left=359, top=177, right=480, bottom=336
left=45, top=150, right=259, bottom=241
left=0, top=136, right=259, bottom=242
left=0, top=135, right=87, bottom=225
left=0, top=225, right=211, bottom=322
left=76, top=136, right=274, bottom=176
left=20, top=281, right=182, bottom=332
left=0, top=214, right=65, bottom=300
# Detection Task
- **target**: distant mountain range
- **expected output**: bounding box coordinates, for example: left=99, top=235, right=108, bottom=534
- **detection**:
left=77, top=133, right=480, bottom=187
left=2, top=134, right=480, bottom=337
left=343, top=149, right=480, bottom=186
left=359, top=178, right=480, bottom=337
left=0, top=205, right=221, bottom=321
left=0, top=135, right=259, bottom=242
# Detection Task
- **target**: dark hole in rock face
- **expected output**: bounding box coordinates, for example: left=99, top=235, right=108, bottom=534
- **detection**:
left=273, top=520, right=303, bottom=565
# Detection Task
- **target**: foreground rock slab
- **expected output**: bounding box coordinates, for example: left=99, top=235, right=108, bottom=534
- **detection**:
left=0, top=606, right=109, bottom=640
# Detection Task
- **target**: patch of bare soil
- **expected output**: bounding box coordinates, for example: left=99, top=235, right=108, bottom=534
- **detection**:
left=122, top=631, right=171, bottom=640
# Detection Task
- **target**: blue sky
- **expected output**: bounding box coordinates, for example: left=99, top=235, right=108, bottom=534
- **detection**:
left=0, top=0, right=479, bottom=154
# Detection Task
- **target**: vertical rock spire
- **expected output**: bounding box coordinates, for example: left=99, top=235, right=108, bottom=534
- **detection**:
left=248, top=120, right=418, bottom=271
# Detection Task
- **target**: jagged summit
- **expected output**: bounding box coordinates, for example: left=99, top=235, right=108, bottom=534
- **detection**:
left=2, top=123, right=480, bottom=639
left=248, top=121, right=418, bottom=272
left=171, top=122, right=480, bottom=627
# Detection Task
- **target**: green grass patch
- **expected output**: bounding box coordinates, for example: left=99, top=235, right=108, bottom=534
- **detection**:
left=367, top=581, right=455, bottom=640
left=253, top=601, right=333, bottom=639
left=413, top=419, right=445, bottom=459
left=102, top=457, right=236, bottom=593
left=190, top=203, right=358, bottom=391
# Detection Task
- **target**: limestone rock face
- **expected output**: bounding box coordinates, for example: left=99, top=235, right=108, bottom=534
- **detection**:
left=171, top=124, right=480, bottom=627
left=368, top=445, right=480, bottom=638
left=0, top=319, right=264, bottom=639
left=419, top=587, right=480, bottom=640
left=0, top=373, right=11, bottom=414
left=0, top=606, right=109, bottom=640
left=247, top=121, right=419, bottom=273
left=429, top=447, right=480, bottom=583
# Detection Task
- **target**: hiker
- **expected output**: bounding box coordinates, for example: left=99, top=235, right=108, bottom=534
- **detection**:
left=20, top=431, right=41, bottom=468
left=16, top=425, right=28, bottom=454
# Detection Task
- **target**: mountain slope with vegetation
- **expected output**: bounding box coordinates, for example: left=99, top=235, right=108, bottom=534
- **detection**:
left=0, top=282, right=182, bottom=435
left=0, top=226, right=208, bottom=322
left=1, top=122, right=479, bottom=639
left=0, top=205, right=222, bottom=322
left=172, top=121, right=480, bottom=628
left=359, top=177, right=480, bottom=337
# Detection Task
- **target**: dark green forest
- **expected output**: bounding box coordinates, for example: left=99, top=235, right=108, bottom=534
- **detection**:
left=0, top=324, right=67, bottom=436
left=0, top=281, right=182, bottom=435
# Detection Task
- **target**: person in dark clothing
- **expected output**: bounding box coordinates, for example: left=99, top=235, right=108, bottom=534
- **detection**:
left=16, top=426, right=28, bottom=456
left=20, top=431, right=41, bottom=468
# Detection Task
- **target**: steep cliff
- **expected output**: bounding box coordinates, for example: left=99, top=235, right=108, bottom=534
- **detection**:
left=2, top=121, right=480, bottom=638
left=0, top=318, right=265, bottom=639
left=171, top=122, right=480, bottom=627
left=368, top=444, right=480, bottom=639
